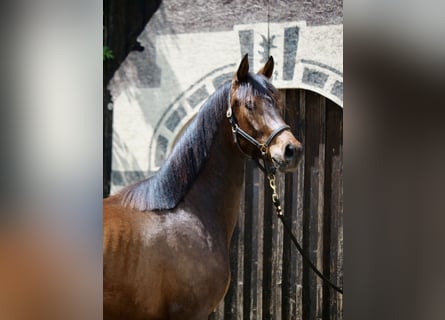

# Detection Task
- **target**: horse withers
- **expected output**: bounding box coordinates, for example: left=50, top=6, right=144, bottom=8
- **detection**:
left=103, top=54, right=303, bottom=319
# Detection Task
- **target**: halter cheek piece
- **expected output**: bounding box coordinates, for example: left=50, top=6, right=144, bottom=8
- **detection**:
left=226, top=91, right=290, bottom=174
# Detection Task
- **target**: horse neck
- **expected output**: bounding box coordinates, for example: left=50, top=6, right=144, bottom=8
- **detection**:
left=183, top=119, right=245, bottom=247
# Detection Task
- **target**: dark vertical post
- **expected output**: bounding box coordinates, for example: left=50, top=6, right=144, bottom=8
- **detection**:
left=282, top=89, right=303, bottom=320
left=252, top=166, right=262, bottom=319
left=322, top=101, right=332, bottom=320
left=322, top=100, right=343, bottom=320
left=295, top=90, right=307, bottom=319
left=262, top=172, right=274, bottom=318
left=103, top=0, right=113, bottom=197
left=302, top=92, right=326, bottom=320
left=243, top=160, right=255, bottom=319
left=102, top=0, right=162, bottom=197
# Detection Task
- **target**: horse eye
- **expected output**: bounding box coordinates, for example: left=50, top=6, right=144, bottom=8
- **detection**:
left=245, top=101, right=254, bottom=110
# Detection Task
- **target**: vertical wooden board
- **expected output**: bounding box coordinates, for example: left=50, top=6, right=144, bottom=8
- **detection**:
left=242, top=160, right=255, bottom=320
left=246, top=164, right=260, bottom=320
left=321, top=100, right=333, bottom=320
left=255, top=166, right=264, bottom=320
left=281, top=89, right=302, bottom=320
left=301, top=91, right=313, bottom=320
left=316, top=98, right=326, bottom=320
left=335, top=153, right=343, bottom=320
left=331, top=152, right=343, bottom=320
left=267, top=90, right=286, bottom=319
left=294, top=89, right=307, bottom=320
left=236, top=174, right=247, bottom=319
left=236, top=193, right=245, bottom=320
left=281, top=89, right=292, bottom=320
left=295, top=90, right=306, bottom=320
left=262, top=171, right=274, bottom=319
left=274, top=168, right=284, bottom=320
left=302, top=91, right=326, bottom=320
left=336, top=108, right=343, bottom=320
left=324, top=100, right=343, bottom=319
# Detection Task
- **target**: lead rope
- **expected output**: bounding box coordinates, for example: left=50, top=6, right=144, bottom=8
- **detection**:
left=267, top=173, right=344, bottom=295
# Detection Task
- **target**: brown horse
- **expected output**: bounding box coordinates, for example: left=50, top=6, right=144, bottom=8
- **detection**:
left=103, top=54, right=303, bottom=319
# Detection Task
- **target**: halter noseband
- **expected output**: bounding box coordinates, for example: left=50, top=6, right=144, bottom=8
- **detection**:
left=226, top=90, right=291, bottom=173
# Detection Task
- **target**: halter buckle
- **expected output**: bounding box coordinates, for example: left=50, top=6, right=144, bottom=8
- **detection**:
left=226, top=107, right=232, bottom=118
left=259, top=144, right=268, bottom=156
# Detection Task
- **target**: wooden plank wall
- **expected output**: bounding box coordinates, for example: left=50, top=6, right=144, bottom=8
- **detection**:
left=209, top=89, right=343, bottom=320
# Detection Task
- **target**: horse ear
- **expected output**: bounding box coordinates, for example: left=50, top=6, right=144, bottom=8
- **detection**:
left=235, top=53, right=249, bottom=82
left=257, top=56, right=274, bottom=79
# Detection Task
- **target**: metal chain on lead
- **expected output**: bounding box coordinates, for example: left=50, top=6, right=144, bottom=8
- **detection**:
left=267, top=173, right=283, bottom=216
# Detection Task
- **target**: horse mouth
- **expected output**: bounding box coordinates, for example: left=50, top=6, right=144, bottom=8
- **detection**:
left=272, top=157, right=298, bottom=173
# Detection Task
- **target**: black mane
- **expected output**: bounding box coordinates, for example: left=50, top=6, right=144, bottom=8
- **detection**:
left=121, top=82, right=231, bottom=211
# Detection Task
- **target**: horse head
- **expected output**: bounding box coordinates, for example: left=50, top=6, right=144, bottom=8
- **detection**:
left=227, top=54, right=303, bottom=172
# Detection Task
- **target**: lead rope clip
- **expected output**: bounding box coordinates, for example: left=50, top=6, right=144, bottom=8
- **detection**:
left=267, top=173, right=283, bottom=216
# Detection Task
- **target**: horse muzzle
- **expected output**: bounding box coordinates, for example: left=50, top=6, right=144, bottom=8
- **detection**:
left=269, top=134, right=303, bottom=172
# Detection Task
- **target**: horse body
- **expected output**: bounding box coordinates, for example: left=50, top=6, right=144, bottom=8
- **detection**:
left=104, top=55, right=303, bottom=319
left=104, top=121, right=244, bottom=319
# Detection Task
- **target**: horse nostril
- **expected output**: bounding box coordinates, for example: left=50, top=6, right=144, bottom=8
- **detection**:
left=284, top=144, right=296, bottom=160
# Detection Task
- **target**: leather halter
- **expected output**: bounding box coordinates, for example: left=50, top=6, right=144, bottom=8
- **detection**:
left=226, top=91, right=290, bottom=173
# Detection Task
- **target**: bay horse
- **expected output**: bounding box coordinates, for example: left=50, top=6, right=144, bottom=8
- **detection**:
left=103, top=54, right=303, bottom=319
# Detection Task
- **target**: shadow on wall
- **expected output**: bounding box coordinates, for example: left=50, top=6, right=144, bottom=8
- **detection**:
left=104, top=0, right=163, bottom=197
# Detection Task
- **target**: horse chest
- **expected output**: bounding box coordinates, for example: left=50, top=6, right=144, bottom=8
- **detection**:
left=162, top=211, right=228, bottom=277
left=137, top=210, right=231, bottom=315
